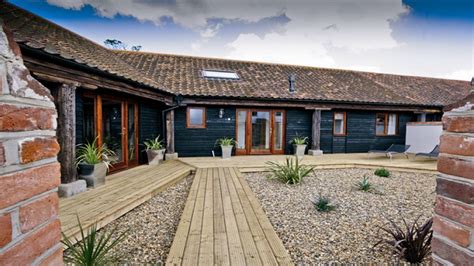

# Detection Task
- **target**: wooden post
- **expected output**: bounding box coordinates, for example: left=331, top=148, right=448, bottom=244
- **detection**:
left=56, top=83, right=77, bottom=183
left=166, top=110, right=176, bottom=156
left=308, top=109, right=323, bottom=156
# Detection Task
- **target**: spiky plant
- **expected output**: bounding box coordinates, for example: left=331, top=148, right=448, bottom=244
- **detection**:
left=312, top=195, right=336, bottom=212
left=374, top=167, right=390, bottom=177
left=215, top=137, right=236, bottom=146
left=62, top=216, right=127, bottom=265
left=143, top=135, right=164, bottom=150
left=357, top=176, right=373, bottom=192
left=266, top=156, right=314, bottom=185
left=374, top=216, right=433, bottom=263
left=76, top=138, right=115, bottom=170
left=291, top=136, right=308, bottom=145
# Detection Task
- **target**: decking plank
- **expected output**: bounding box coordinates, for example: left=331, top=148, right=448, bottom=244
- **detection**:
left=167, top=166, right=292, bottom=265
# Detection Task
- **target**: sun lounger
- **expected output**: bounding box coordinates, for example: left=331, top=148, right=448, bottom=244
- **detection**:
left=368, top=144, right=411, bottom=160
left=415, top=145, right=439, bottom=160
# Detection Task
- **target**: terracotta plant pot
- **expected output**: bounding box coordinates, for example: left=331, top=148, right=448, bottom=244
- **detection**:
left=221, top=145, right=233, bottom=159
left=147, top=149, right=165, bottom=165
left=78, top=162, right=107, bottom=188
left=293, top=144, right=307, bottom=157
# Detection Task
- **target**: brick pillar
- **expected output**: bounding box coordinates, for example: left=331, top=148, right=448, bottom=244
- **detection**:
left=432, top=96, right=474, bottom=265
left=0, top=22, right=62, bottom=264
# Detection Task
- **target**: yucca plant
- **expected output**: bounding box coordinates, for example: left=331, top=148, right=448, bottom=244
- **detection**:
left=62, top=216, right=127, bottom=265
left=266, top=156, right=314, bottom=184
left=291, top=136, right=308, bottom=145
left=143, top=135, right=164, bottom=150
left=374, top=167, right=390, bottom=177
left=374, top=216, right=433, bottom=263
left=76, top=138, right=115, bottom=170
left=215, top=137, right=236, bottom=146
left=357, top=176, right=373, bottom=192
left=312, top=195, right=336, bottom=212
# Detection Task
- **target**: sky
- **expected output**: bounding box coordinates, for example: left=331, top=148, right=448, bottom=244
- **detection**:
left=9, top=0, right=474, bottom=81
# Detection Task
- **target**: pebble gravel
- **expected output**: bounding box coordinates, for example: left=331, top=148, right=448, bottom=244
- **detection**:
left=95, top=175, right=193, bottom=264
left=245, top=168, right=436, bottom=264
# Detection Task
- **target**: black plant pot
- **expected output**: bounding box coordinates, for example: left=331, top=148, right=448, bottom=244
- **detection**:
left=78, top=163, right=94, bottom=176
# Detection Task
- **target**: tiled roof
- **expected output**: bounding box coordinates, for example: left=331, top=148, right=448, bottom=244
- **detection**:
left=114, top=51, right=470, bottom=106
left=1, top=2, right=470, bottom=107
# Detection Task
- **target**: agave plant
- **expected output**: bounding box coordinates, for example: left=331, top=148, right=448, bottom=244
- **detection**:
left=76, top=138, right=115, bottom=170
left=374, top=216, right=433, bottom=263
left=62, top=216, right=127, bottom=265
left=291, top=136, right=308, bottom=145
left=357, top=176, right=373, bottom=192
left=143, top=135, right=164, bottom=150
left=266, top=156, right=314, bottom=185
left=215, top=137, right=236, bottom=146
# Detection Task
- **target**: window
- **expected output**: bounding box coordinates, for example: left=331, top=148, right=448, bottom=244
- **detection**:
left=376, top=113, right=398, bottom=136
left=187, top=107, right=206, bottom=128
left=333, top=112, right=346, bottom=136
left=202, top=70, right=239, bottom=80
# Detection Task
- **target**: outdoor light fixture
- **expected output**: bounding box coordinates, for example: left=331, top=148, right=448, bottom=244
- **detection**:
left=289, top=74, right=296, bottom=93
left=219, top=108, right=225, bottom=118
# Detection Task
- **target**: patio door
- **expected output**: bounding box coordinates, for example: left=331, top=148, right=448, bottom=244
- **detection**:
left=86, top=94, right=139, bottom=172
left=236, top=109, right=285, bottom=155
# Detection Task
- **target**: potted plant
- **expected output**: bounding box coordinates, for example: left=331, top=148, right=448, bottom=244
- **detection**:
left=144, top=136, right=165, bottom=165
left=76, top=138, right=114, bottom=188
left=291, top=136, right=308, bottom=157
left=216, top=137, right=236, bottom=159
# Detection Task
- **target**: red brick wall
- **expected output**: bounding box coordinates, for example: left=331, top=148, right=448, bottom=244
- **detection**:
left=0, top=23, right=62, bottom=265
left=433, top=98, right=474, bottom=265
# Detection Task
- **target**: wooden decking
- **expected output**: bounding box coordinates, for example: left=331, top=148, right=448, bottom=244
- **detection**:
left=60, top=160, right=194, bottom=242
left=167, top=167, right=292, bottom=265
left=180, top=153, right=437, bottom=173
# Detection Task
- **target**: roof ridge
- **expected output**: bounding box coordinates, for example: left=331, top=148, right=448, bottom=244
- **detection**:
left=112, top=50, right=471, bottom=83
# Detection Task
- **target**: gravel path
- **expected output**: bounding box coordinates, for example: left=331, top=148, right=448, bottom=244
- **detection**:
left=94, top=175, right=193, bottom=264
left=245, top=168, right=436, bottom=264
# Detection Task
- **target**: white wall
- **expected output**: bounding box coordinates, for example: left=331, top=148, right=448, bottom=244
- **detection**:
left=405, top=122, right=442, bottom=153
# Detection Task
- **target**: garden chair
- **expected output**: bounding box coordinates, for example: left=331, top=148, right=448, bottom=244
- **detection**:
left=368, top=144, right=411, bottom=161
left=414, top=145, right=439, bottom=160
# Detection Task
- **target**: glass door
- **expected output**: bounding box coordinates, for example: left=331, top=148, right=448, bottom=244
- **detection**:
left=127, top=103, right=138, bottom=166
left=250, top=111, right=271, bottom=154
left=272, top=110, right=285, bottom=154
left=101, top=98, right=126, bottom=169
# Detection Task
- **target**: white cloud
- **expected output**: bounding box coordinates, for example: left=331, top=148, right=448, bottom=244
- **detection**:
left=443, top=69, right=474, bottom=81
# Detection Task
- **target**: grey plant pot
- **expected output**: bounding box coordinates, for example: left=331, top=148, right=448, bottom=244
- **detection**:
left=221, top=145, right=233, bottom=159
left=79, top=162, right=107, bottom=188
left=293, top=144, right=307, bottom=157
left=147, top=149, right=166, bottom=165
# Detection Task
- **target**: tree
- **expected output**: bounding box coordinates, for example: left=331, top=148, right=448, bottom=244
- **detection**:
left=104, top=39, right=142, bottom=51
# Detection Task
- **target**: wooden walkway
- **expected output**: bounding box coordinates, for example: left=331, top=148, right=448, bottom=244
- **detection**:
left=180, top=153, right=437, bottom=173
left=167, top=167, right=292, bottom=265
left=60, top=160, right=194, bottom=242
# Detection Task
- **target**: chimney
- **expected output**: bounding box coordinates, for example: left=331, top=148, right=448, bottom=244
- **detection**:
left=288, top=74, right=296, bottom=93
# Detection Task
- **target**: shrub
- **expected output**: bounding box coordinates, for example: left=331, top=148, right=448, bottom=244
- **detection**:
left=374, top=216, right=433, bottom=263
left=374, top=167, right=390, bottom=177
left=143, top=135, right=164, bottom=150
left=266, top=156, right=314, bottom=184
left=215, top=137, right=236, bottom=146
left=313, top=195, right=336, bottom=212
left=76, top=138, right=115, bottom=169
left=357, top=176, right=372, bottom=192
left=62, top=216, right=127, bottom=265
left=291, top=136, right=308, bottom=145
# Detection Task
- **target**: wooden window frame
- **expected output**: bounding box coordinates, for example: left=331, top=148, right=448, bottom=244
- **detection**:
left=186, top=107, right=207, bottom=128
left=333, top=112, right=347, bottom=136
left=375, top=112, right=399, bottom=136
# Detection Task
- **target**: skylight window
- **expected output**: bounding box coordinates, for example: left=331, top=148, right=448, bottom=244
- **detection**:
left=202, top=70, right=239, bottom=80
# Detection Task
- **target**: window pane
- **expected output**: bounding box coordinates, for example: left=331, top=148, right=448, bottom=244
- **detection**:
left=334, top=113, right=345, bottom=135
left=387, top=113, right=397, bottom=135
left=128, top=104, right=136, bottom=161
left=189, top=108, right=204, bottom=126
left=82, top=96, right=95, bottom=144
left=102, top=99, right=123, bottom=163
left=376, top=114, right=386, bottom=135
left=251, top=111, right=270, bottom=150
left=274, top=112, right=283, bottom=150
left=237, top=111, right=247, bottom=149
